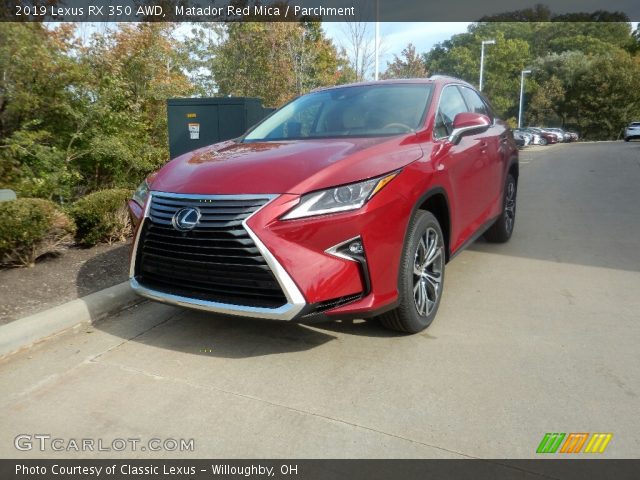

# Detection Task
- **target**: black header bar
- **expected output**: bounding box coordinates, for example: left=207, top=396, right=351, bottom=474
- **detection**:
left=2, top=0, right=639, bottom=22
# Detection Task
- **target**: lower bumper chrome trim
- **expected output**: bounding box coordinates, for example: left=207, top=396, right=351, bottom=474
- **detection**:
left=130, top=277, right=302, bottom=320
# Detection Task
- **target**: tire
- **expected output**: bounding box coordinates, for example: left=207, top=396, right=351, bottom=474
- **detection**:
left=624, top=137, right=629, bottom=142
left=378, top=211, right=445, bottom=333
left=539, top=137, right=548, bottom=146
left=485, top=173, right=517, bottom=243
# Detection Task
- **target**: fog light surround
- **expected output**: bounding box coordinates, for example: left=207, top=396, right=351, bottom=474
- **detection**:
left=325, top=236, right=371, bottom=295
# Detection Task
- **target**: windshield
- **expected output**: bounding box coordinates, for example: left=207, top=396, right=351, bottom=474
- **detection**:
left=243, top=83, right=432, bottom=142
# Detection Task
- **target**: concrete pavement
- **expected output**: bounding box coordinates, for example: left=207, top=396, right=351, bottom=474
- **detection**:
left=1, top=141, right=639, bottom=459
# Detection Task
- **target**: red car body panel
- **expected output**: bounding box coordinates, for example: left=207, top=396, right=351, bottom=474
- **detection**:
left=150, top=137, right=423, bottom=195
left=129, top=78, right=518, bottom=320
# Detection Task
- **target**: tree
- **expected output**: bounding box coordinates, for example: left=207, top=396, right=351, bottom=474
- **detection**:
left=382, top=44, right=427, bottom=79
left=184, top=23, right=226, bottom=97
left=422, top=17, right=640, bottom=138
left=0, top=23, right=195, bottom=200
left=0, top=23, right=86, bottom=200
left=528, top=76, right=565, bottom=126
left=75, top=23, right=195, bottom=192
left=339, top=22, right=375, bottom=82
left=211, top=22, right=344, bottom=107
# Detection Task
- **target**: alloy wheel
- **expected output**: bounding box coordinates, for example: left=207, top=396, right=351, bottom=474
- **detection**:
left=505, top=181, right=516, bottom=234
left=413, top=227, right=443, bottom=317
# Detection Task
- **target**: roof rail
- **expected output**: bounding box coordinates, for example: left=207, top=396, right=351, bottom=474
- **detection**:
left=428, top=74, right=474, bottom=87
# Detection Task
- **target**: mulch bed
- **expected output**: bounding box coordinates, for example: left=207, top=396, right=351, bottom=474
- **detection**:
left=0, top=240, right=132, bottom=325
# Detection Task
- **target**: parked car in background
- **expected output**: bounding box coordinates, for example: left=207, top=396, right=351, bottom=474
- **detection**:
left=545, top=128, right=579, bottom=143
left=512, top=129, right=532, bottom=147
left=545, top=128, right=570, bottom=142
left=519, top=128, right=543, bottom=145
left=624, top=122, right=640, bottom=141
left=535, top=127, right=563, bottom=143
left=526, top=127, right=558, bottom=145
left=128, top=77, right=519, bottom=334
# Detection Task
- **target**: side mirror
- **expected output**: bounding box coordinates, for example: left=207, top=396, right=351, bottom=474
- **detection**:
left=448, top=112, right=491, bottom=145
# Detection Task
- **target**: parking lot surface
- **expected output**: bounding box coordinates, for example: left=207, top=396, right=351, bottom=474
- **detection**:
left=1, top=141, right=639, bottom=459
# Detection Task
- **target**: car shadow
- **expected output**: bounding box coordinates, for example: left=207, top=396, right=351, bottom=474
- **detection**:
left=311, top=318, right=405, bottom=338
left=94, top=304, right=347, bottom=358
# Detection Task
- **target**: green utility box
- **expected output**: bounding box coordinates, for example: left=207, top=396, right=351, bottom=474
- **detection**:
left=167, top=97, right=274, bottom=159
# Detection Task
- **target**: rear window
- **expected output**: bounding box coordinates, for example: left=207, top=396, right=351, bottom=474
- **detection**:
left=629, top=122, right=640, bottom=127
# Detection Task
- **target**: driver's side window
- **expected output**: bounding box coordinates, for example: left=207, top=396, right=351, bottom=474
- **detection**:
left=434, top=86, right=467, bottom=140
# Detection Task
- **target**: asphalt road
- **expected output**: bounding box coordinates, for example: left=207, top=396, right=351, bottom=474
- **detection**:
left=1, top=141, right=639, bottom=459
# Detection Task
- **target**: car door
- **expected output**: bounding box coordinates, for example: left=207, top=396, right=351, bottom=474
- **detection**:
left=431, top=84, right=491, bottom=250
left=459, top=86, right=506, bottom=220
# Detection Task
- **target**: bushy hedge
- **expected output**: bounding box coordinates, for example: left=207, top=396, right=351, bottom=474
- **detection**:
left=69, top=189, right=133, bottom=246
left=0, top=198, right=76, bottom=267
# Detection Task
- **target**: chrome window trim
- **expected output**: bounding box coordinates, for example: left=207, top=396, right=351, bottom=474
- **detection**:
left=129, top=191, right=306, bottom=321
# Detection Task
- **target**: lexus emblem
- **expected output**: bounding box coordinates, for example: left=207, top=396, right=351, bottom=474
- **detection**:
left=172, top=207, right=201, bottom=231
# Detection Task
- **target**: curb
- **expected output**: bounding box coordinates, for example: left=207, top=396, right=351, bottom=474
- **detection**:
left=0, top=281, right=144, bottom=359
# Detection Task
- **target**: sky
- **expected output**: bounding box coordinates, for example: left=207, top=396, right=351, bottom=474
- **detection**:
left=322, top=22, right=472, bottom=66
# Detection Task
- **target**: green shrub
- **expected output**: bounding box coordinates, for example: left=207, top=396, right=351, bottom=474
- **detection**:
left=0, top=198, right=76, bottom=267
left=69, top=189, right=133, bottom=246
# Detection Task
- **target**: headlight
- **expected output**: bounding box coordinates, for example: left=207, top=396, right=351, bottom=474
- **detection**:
left=282, top=171, right=399, bottom=220
left=132, top=179, right=150, bottom=207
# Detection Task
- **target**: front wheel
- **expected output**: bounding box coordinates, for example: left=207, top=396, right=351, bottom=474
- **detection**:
left=378, top=211, right=445, bottom=333
left=485, top=173, right=517, bottom=243
left=539, top=137, right=548, bottom=146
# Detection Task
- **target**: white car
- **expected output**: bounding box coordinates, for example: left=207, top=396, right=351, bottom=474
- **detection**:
left=624, top=122, right=640, bottom=141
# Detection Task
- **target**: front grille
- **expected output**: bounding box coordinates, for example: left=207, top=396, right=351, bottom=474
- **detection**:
left=134, top=194, right=288, bottom=308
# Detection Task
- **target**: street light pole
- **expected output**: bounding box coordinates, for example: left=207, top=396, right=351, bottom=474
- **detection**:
left=518, top=69, right=532, bottom=128
left=479, top=39, right=495, bottom=91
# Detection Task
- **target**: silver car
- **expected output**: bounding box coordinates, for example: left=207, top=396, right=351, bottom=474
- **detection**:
left=624, top=122, right=640, bottom=141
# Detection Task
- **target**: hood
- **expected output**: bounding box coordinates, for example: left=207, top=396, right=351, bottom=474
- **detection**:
left=150, top=137, right=423, bottom=195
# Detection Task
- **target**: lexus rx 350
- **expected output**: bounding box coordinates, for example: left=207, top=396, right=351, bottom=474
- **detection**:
left=128, top=77, right=519, bottom=333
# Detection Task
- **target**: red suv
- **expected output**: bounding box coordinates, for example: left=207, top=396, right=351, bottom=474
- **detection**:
left=128, top=77, right=518, bottom=333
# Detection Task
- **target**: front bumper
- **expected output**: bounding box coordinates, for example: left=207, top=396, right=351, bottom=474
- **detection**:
left=129, top=188, right=409, bottom=321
